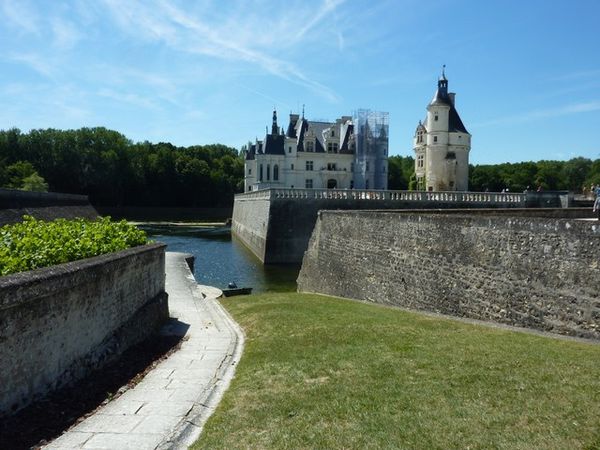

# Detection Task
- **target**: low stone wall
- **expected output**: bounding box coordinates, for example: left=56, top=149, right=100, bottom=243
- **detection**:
left=298, top=211, right=600, bottom=340
left=96, top=206, right=233, bottom=222
left=0, top=243, right=168, bottom=416
left=232, top=189, right=591, bottom=264
left=0, top=188, right=97, bottom=225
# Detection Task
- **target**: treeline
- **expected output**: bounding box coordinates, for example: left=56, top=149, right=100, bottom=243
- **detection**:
left=469, top=158, right=600, bottom=192
left=0, top=127, right=243, bottom=207
left=388, top=155, right=600, bottom=192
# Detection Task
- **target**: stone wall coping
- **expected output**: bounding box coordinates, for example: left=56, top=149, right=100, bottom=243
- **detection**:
left=317, top=208, right=600, bottom=235
left=0, top=242, right=166, bottom=311
left=0, top=187, right=89, bottom=204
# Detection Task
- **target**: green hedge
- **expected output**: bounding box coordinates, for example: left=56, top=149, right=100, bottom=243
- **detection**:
left=0, top=216, right=148, bottom=276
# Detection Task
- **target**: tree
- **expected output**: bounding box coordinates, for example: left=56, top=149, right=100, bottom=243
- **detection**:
left=4, top=161, right=37, bottom=189
left=388, top=155, right=414, bottom=190
left=562, top=157, right=591, bottom=192
left=21, top=172, right=49, bottom=192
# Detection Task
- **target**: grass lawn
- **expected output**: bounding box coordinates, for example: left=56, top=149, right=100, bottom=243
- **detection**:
left=193, top=293, right=600, bottom=449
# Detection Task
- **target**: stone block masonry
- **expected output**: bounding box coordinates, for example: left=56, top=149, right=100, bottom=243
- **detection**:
left=0, top=188, right=98, bottom=225
left=298, top=211, right=600, bottom=340
left=0, top=243, right=168, bottom=417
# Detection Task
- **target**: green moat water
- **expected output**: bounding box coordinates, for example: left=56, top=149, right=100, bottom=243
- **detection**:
left=140, top=224, right=299, bottom=293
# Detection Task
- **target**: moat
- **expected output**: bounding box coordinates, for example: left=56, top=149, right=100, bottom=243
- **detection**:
left=140, top=223, right=299, bottom=293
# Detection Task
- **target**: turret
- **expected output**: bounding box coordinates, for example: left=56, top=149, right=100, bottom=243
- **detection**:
left=271, top=109, right=278, bottom=135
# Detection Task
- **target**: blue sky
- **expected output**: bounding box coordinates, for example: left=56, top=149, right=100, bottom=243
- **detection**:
left=1, top=0, right=599, bottom=164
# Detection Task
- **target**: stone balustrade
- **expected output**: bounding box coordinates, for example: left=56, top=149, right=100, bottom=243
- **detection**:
left=236, top=188, right=526, bottom=206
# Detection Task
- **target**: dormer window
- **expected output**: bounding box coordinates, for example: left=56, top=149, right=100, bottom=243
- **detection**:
left=306, top=141, right=314, bottom=152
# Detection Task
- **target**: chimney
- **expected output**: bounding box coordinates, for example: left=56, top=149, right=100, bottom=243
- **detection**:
left=448, top=92, right=456, bottom=106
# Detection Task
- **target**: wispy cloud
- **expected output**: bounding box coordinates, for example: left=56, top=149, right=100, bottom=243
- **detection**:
left=51, top=18, right=82, bottom=49
left=472, top=101, right=600, bottom=128
left=98, top=0, right=345, bottom=102
left=9, top=53, right=55, bottom=77
left=548, top=68, right=600, bottom=82
left=295, top=0, right=346, bottom=42
left=98, top=88, right=161, bottom=110
left=0, top=0, right=39, bottom=34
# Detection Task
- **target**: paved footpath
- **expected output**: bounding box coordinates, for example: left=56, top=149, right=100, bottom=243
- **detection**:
left=46, top=252, right=244, bottom=450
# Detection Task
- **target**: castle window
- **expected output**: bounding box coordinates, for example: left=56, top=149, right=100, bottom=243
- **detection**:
left=291, top=164, right=294, bottom=170
left=248, top=168, right=252, bottom=175
left=306, top=160, right=314, bottom=171
left=288, top=146, right=292, bottom=153
left=417, top=154, right=424, bottom=168
left=446, top=152, right=456, bottom=160
left=434, top=114, right=439, bottom=121
left=327, top=142, right=338, bottom=153
left=327, top=162, right=337, bottom=171
left=267, top=164, right=271, bottom=180
left=306, top=141, right=314, bottom=152
left=259, top=164, right=263, bottom=181
left=433, top=136, right=438, bottom=143
left=274, top=164, right=279, bottom=181
left=305, top=179, right=313, bottom=188
left=331, top=130, right=335, bottom=137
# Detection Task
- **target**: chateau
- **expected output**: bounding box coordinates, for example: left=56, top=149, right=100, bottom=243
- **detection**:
left=413, top=69, right=471, bottom=191
left=244, top=109, right=388, bottom=192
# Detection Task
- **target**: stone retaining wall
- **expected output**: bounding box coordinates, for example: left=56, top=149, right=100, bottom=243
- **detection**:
left=298, top=211, right=600, bottom=340
left=232, top=188, right=592, bottom=264
left=0, top=243, right=168, bottom=416
left=0, top=188, right=97, bottom=225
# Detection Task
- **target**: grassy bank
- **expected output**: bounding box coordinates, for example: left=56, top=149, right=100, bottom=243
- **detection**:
left=193, top=293, right=600, bottom=449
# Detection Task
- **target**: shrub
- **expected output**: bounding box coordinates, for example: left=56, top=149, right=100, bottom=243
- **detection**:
left=0, top=216, right=148, bottom=276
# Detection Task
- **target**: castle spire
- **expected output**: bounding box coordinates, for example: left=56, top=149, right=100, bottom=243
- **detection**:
left=271, top=109, right=278, bottom=135
left=438, top=65, right=448, bottom=92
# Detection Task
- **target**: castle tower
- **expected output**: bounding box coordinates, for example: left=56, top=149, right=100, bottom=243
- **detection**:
left=413, top=67, right=471, bottom=191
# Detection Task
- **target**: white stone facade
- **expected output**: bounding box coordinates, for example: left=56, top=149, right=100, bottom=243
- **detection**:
left=244, top=110, right=388, bottom=192
left=413, top=71, right=471, bottom=191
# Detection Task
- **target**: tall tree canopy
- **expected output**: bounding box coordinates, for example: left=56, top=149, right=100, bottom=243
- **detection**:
left=0, top=127, right=243, bottom=207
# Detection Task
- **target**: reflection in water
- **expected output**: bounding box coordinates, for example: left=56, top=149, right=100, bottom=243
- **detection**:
left=140, top=225, right=299, bottom=293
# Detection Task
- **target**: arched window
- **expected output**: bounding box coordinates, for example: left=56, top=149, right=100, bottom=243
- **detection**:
left=259, top=164, right=263, bottom=181
left=267, top=164, right=271, bottom=180
left=273, top=164, right=279, bottom=181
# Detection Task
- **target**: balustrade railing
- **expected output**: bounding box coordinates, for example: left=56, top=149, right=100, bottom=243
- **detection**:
left=235, top=188, right=526, bottom=206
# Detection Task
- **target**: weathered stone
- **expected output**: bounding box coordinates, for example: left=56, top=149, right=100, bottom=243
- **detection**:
left=298, top=211, right=600, bottom=340
left=0, top=243, right=168, bottom=416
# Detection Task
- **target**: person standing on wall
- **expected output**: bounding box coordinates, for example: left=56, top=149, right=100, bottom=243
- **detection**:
left=594, top=189, right=600, bottom=221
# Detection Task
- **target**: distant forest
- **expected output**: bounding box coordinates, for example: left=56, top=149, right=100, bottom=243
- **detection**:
left=388, top=155, right=600, bottom=193
left=0, top=127, right=243, bottom=207
left=1, top=127, right=599, bottom=207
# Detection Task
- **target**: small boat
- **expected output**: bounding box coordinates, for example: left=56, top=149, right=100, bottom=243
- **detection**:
left=221, top=287, right=253, bottom=297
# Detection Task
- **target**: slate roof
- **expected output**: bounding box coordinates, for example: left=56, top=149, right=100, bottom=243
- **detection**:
left=245, top=144, right=255, bottom=160
left=263, top=134, right=285, bottom=155
left=429, top=80, right=469, bottom=134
